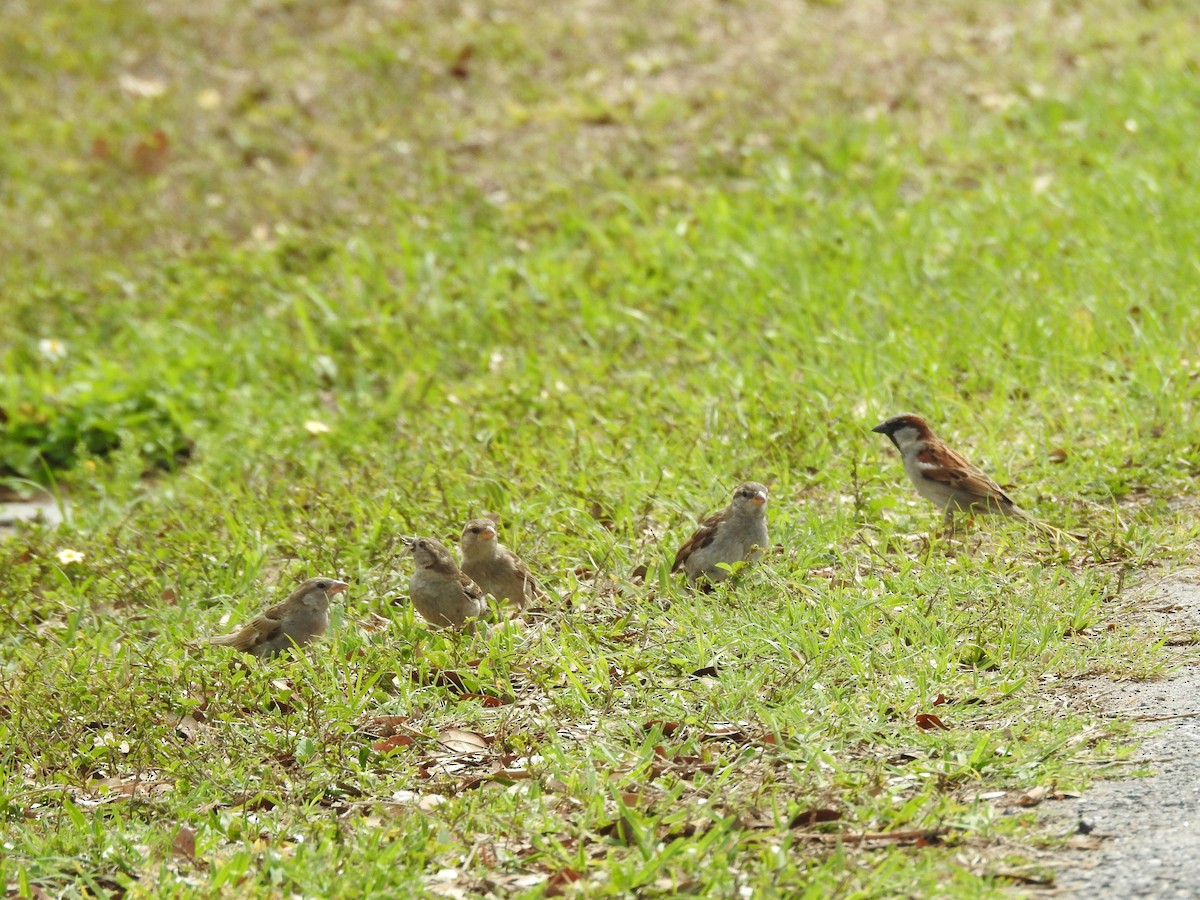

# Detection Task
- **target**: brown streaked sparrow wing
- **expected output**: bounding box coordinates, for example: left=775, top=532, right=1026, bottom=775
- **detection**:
left=209, top=614, right=285, bottom=654
left=407, top=536, right=488, bottom=629
left=460, top=518, right=545, bottom=610
left=671, top=511, right=724, bottom=573
left=874, top=412, right=1072, bottom=539
left=671, top=482, right=770, bottom=583
left=914, top=442, right=1019, bottom=511
left=507, top=550, right=545, bottom=601
left=459, top=570, right=485, bottom=602
left=209, top=576, right=348, bottom=658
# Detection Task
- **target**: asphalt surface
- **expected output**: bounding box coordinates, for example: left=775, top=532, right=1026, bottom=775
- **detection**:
left=1044, top=572, right=1200, bottom=897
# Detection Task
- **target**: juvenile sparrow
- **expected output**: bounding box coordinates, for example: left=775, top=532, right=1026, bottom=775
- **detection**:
left=209, top=576, right=348, bottom=658
left=405, top=536, right=487, bottom=628
left=460, top=518, right=545, bottom=611
left=672, top=481, right=770, bottom=584
left=872, top=413, right=1061, bottom=535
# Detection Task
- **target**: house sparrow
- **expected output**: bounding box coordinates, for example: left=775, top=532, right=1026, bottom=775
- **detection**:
left=872, top=413, right=1063, bottom=535
left=404, top=536, right=487, bottom=628
left=672, top=482, right=770, bottom=584
left=209, top=577, right=348, bottom=658
left=460, top=518, right=545, bottom=611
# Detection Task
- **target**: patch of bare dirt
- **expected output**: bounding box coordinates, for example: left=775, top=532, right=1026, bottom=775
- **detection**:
left=0, top=488, right=69, bottom=539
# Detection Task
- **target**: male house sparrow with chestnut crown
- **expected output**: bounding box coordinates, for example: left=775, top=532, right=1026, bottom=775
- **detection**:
left=460, top=518, right=545, bottom=611
left=872, top=413, right=1063, bottom=536
left=404, top=536, right=487, bottom=628
left=672, top=481, right=770, bottom=584
left=209, top=576, right=348, bottom=658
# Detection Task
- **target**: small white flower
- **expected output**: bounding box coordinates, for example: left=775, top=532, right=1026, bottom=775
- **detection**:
left=93, top=732, right=129, bottom=752
left=303, top=420, right=331, bottom=436
left=57, top=549, right=85, bottom=565
left=38, top=339, right=67, bottom=361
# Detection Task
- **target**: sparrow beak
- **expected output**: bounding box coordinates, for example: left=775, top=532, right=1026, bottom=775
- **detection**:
left=481, top=525, right=497, bottom=540
left=751, top=492, right=767, bottom=506
left=327, top=580, right=350, bottom=596
left=400, top=536, right=416, bottom=548
left=870, top=422, right=888, bottom=434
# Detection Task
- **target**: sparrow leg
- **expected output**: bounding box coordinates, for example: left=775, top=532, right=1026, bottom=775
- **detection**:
left=942, top=507, right=956, bottom=541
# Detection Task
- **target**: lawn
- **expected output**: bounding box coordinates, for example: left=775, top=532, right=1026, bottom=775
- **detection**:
left=3, top=0, right=1200, bottom=895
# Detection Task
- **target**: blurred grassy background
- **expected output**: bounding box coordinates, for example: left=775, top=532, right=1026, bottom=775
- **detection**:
left=2, top=1, right=1200, bottom=895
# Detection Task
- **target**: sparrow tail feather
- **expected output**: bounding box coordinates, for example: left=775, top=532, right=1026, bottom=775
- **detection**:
left=1014, top=507, right=1080, bottom=543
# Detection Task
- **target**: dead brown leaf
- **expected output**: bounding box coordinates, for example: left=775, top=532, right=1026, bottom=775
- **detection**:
left=460, top=768, right=534, bottom=791
left=171, top=714, right=204, bottom=741
left=457, top=693, right=510, bottom=708
left=9, top=883, right=54, bottom=899
left=597, top=814, right=641, bottom=845
left=651, top=746, right=716, bottom=778
left=131, top=130, right=170, bottom=175
left=544, top=868, right=582, bottom=897
left=373, top=734, right=416, bottom=753
left=225, top=791, right=276, bottom=811
left=1017, top=785, right=1049, bottom=807
left=437, top=728, right=489, bottom=754
left=362, top=715, right=415, bottom=737
left=588, top=501, right=615, bottom=530
left=449, top=45, right=474, bottom=79
left=475, top=839, right=497, bottom=868
left=915, top=713, right=951, bottom=731
left=789, top=807, right=842, bottom=829
left=172, top=824, right=196, bottom=859
left=702, top=723, right=748, bottom=741
left=793, top=827, right=947, bottom=845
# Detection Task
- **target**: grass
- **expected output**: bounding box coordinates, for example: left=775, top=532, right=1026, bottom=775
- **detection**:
left=3, top=0, right=1200, bottom=895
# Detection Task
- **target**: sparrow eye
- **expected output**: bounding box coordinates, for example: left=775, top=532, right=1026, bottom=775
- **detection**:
left=317, top=580, right=330, bottom=590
